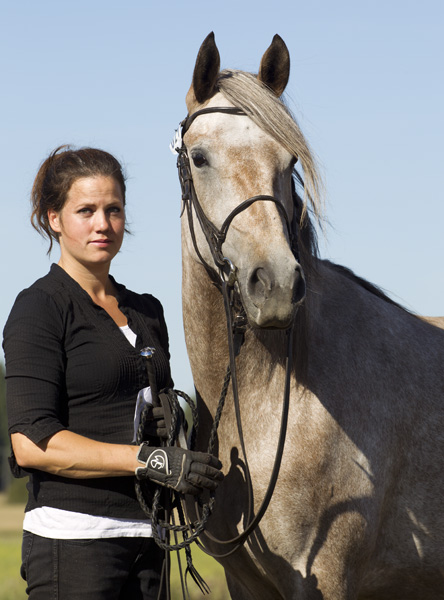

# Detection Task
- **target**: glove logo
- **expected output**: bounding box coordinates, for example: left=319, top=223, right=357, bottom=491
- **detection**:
left=148, top=449, right=169, bottom=474
left=151, top=454, right=165, bottom=470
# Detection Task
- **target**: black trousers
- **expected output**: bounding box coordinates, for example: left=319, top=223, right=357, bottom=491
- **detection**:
left=21, top=531, right=167, bottom=600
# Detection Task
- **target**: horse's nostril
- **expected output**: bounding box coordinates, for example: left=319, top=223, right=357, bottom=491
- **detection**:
left=249, top=267, right=273, bottom=303
left=245, top=262, right=306, bottom=320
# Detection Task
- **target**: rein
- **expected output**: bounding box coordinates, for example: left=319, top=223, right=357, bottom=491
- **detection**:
left=166, top=106, right=301, bottom=557
left=199, top=282, right=294, bottom=557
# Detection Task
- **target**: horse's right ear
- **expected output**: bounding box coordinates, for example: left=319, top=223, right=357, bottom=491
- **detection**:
left=187, top=32, right=220, bottom=108
left=258, top=34, right=290, bottom=97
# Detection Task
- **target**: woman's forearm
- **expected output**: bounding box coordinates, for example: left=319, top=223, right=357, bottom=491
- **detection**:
left=11, top=430, right=140, bottom=478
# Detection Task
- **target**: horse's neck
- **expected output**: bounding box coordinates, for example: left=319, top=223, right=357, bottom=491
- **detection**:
left=182, top=253, right=229, bottom=399
left=182, top=250, right=302, bottom=418
left=182, top=251, right=274, bottom=378
left=301, top=260, right=442, bottom=394
left=182, top=252, right=421, bottom=406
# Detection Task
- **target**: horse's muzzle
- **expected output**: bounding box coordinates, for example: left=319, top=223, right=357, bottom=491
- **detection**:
left=240, top=261, right=305, bottom=329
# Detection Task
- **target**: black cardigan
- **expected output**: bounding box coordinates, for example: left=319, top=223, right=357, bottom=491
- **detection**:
left=3, top=264, right=172, bottom=518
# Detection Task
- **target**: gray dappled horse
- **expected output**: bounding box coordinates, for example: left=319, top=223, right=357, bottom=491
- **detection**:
left=178, top=33, right=444, bottom=599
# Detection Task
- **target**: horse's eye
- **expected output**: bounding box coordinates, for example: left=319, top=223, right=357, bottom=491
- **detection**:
left=192, top=153, right=207, bottom=168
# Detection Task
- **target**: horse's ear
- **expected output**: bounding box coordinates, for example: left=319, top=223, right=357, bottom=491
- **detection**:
left=258, top=34, right=290, bottom=97
left=188, top=32, right=220, bottom=107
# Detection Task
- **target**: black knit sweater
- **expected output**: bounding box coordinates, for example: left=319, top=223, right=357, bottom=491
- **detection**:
left=3, top=264, right=172, bottom=518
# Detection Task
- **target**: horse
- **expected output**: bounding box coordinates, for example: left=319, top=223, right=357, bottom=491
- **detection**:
left=176, top=32, right=444, bottom=599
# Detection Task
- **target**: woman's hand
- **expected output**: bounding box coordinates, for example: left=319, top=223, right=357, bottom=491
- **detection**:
left=142, top=403, right=188, bottom=441
left=142, top=405, right=168, bottom=440
left=135, top=443, right=223, bottom=495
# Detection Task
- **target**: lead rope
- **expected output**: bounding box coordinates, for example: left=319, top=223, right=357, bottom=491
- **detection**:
left=135, top=384, right=212, bottom=597
left=134, top=342, right=241, bottom=596
left=135, top=347, right=222, bottom=598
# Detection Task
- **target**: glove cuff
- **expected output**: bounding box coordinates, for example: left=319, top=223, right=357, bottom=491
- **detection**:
left=137, top=442, right=155, bottom=464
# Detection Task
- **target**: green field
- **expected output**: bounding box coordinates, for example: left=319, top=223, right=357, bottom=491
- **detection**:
left=0, top=495, right=229, bottom=599
left=0, top=530, right=26, bottom=599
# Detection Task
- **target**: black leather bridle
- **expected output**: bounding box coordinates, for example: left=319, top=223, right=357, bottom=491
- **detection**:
left=172, top=106, right=302, bottom=556
left=176, top=106, right=301, bottom=289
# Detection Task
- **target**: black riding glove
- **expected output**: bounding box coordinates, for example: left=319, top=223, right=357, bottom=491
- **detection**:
left=136, top=443, right=223, bottom=495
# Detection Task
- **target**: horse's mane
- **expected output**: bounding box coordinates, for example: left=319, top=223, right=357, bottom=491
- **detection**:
left=324, top=261, right=412, bottom=313
left=216, top=67, right=409, bottom=314
left=216, top=68, right=411, bottom=382
left=290, top=179, right=407, bottom=312
left=217, top=68, right=322, bottom=282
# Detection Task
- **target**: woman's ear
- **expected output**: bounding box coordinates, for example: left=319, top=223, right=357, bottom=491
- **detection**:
left=48, top=209, right=61, bottom=233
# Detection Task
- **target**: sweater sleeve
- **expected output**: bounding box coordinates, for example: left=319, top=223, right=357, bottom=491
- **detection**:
left=3, top=288, right=68, bottom=445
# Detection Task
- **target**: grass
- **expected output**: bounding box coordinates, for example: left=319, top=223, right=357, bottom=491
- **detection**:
left=0, top=531, right=27, bottom=599
left=0, top=494, right=230, bottom=600
left=170, top=544, right=229, bottom=599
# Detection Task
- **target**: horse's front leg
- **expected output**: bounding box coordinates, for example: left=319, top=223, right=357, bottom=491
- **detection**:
left=224, top=549, right=358, bottom=600
left=284, top=510, right=371, bottom=600
left=221, top=516, right=367, bottom=600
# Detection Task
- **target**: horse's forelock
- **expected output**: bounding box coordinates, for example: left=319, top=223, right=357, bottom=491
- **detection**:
left=216, top=69, right=324, bottom=226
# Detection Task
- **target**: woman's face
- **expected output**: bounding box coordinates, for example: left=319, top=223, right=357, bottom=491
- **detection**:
left=48, top=175, right=126, bottom=270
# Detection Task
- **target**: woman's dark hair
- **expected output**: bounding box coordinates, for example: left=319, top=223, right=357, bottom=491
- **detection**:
left=31, top=145, right=127, bottom=253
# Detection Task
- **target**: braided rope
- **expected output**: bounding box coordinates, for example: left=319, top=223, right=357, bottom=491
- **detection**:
left=135, top=383, right=230, bottom=551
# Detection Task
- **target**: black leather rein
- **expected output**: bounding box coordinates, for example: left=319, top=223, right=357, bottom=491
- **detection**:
left=174, top=106, right=299, bottom=556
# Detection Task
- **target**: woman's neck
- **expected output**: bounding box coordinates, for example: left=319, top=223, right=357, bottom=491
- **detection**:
left=57, top=257, right=127, bottom=326
left=57, top=257, right=115, bottom=301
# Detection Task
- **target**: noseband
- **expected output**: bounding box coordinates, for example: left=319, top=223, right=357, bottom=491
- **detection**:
left=174, top=106, right=301, bottom=289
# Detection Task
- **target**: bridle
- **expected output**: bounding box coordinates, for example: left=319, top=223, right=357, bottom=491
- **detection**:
left=170, top=106, right=304, bottom=556
left=175, top=106, right=301, bottom=290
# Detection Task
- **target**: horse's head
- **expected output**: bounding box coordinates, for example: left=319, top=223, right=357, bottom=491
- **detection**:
left=180, top=33, right=319, bottom=329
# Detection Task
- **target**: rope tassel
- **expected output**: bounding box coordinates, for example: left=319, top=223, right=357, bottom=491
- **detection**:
left=185, top=544, right=211, bottom=596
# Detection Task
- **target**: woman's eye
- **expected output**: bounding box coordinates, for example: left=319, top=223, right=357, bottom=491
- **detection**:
left=191, top=153, right=207, bottom=168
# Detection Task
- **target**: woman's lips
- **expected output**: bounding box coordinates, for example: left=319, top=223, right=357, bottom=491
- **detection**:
left=90, top=239, right=112, bottom=246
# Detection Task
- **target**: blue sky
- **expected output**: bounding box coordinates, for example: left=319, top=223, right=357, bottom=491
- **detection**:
left=1, top=1, right=443, bottom=391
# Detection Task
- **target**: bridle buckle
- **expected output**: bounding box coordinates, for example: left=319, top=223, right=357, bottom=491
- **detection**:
left=223, top=257, right=238, bottom=287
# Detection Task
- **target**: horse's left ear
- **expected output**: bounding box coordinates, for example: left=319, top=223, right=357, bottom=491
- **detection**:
left=258, top=34, right=290, bottom=97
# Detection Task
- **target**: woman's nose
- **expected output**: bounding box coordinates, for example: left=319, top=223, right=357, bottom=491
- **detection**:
left=94, top=210, right=110, bottom=231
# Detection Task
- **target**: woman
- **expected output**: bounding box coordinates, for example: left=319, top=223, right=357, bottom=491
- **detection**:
left=3, top=146, right=223, bottom=599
